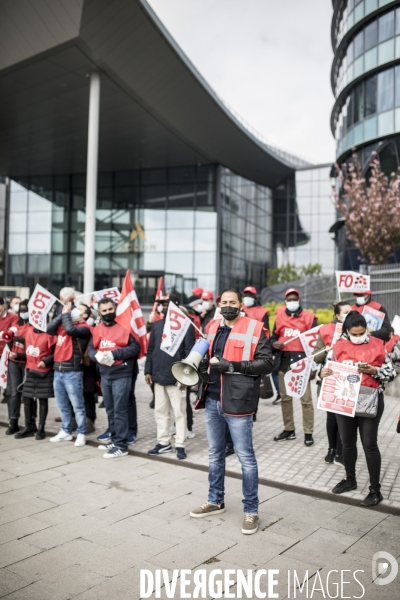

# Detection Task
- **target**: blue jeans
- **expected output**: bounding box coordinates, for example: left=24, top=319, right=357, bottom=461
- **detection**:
left=205, top=398, right=258, bottom=513
left=54, top=371, right=86, bottom=434
left=101, top=376, right=131, bottom=451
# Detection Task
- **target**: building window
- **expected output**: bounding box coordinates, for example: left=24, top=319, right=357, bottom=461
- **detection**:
left=378, top=68, right=394, bottom=112
left=365, top=75, right=378, bottom=115
left=365, top=20, right=378, bottom=51
left=379, top=11, right=394, bottom=43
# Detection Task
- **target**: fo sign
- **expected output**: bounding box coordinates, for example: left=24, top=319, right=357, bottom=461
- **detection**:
left=335, top=271, right=371, bottom=293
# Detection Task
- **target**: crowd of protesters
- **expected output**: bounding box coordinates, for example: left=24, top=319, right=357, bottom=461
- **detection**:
left=1, top=282, right=399, bottom=534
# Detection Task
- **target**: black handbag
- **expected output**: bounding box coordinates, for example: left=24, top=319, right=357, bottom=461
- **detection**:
left=259, top=373, right=274, bottom=399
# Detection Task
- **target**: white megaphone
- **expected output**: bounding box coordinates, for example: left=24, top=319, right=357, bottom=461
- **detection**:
left=171, top=338, right=210, bottom=386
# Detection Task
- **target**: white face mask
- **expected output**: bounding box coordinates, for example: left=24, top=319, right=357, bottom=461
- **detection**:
left=356, top=296, right=367, bottom=306
left=286, top=301, right=300, bottom=312
left=194, top=305, right=203, bottom=313
left=349, top=332, right=368, bottom=345
left=70, top=308, right=81, bottom=322
left=20, top=312, right=29, bottom=321
left=202, top=301, right=210, bottom=311
left=86, top=317, right=94, bottom=327
left=338, top=312, right=349, bottom=323
left=13, top=304, right=20, bottom=313
left=243, top=297, right=255, bottom=307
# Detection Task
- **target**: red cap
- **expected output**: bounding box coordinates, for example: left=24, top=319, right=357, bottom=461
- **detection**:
left=202, top=291, right=214, bottom=300
left=192, top=287, right=203, bottom=297
left=285, top=288, right=300, bottom=298
left=354, top=291, right=372, bottom=295
left=243, top=286, right=257, bottom=295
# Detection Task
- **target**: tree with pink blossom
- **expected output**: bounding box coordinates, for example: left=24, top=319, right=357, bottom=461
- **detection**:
left=334, top=150, right=400, bottom=265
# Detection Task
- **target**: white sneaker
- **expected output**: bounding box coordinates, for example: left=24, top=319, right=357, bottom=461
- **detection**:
left=187, top=430, right=195, bottom=439
left=74, top=433, right=86, bottom=447
left=49, top=430, right=73, bottom=443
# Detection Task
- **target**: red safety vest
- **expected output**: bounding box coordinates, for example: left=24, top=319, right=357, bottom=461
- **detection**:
left=25, top=328, right=57, bottom=373
left=0, top=312, right=19, bottom=354
left=319, top=322, right=337, bottom=346
left=334, top=337, right=386, bottom=388
left=243, top=305, right=268, bottom=322
left=10, top=323, right=31, bottom=362
left=207, top=315, right=264, bottom=362
left=54, top=322, right=90, bottom=363
left=386, top=334, right=400, bottom=353
left=352, top=300, right=383, bottom=314
left=92, top=322, right=130, bottom=366
left=275, top=307, right=315, bottom=352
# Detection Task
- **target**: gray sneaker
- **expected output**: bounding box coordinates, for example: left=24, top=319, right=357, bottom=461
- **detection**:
left=242, top=513, right=259, bottom=535
left=190, top=502, right=225, bottom=518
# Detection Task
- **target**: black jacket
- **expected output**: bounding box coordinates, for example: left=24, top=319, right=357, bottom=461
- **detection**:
left=145, top=318, right=195, bottom=386
left=367, top=304, right=391, bottom=342
left=270, top=307, right=318, bottom=372
left=88, top=321, right=140, bottom=380
left=196, top=327, right=273, bottom=415
left=201, top=307, right=216, bottom=333
left=47, top=314, right=91, bottom=372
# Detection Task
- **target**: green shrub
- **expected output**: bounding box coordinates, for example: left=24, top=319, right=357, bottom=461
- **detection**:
left=264, top=302, right=333, bottom=332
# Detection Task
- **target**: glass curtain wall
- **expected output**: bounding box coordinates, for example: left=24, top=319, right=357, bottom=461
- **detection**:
left=219, top=167, right=273, bottom=292
left=8, top=166, right=217, bottom=301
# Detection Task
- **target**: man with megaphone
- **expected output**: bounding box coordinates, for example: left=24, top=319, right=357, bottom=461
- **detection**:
left=189, top=288, right=273, bottom=535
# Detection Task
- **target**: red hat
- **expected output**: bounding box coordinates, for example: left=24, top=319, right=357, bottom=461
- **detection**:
left=192, top=286, right=204, bottom=297
left=353, top=291, right=372, bottom=295
left=202, top=291, right=214, bottom=300
left=285, top=288, right=300, bottom=298
left=243, top=286, right=257, bottom=295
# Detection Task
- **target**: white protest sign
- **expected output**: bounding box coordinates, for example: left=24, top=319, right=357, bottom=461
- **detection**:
left=335, top=271, right=370, bottom=293
left=0, top=345, right=10, bottom=389
left=28, top=284, right=58, bottom=332
left=332, top=322, right=343, bottom=346
left=362, top=305, right=385, bottom=332
left=299, top=325, right=321, bottom=372
left=317, top=360, right=362, bottom=417
left=160, top=303, right=191, bottom=357
left=213, top=307, right=223, bottom=321
left=391, top=315, right=400, bottom=336
left=284, top=356, right=313, bottom=398
left=94, top=287, right=121, bottom=303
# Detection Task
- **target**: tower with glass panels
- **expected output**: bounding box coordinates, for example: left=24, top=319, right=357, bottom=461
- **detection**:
left=331, top=0, right=400, bottom=267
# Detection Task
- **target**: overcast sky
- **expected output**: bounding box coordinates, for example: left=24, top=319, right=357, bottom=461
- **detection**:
left=147, top=0, right=335, bottom=165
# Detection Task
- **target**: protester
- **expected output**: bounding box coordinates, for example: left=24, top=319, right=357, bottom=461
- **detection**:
left=190, top=288, right=273, bottom=535
left=15, top=324, right=57, bottom=439
left=77, top=304, right=97, bottom=430
left=47, top=297, right=91, bottom=446
left=145, top=294, right=195, bottom=459
left=386, top=327, right=400, bottom=374
left=320, top=311, right=395, bottom=507
left=9, top=296, right=21, bottom=314
left=200, top=291, right=216, bottom=332
left=242, top=286, right=269, bottom=329
left=89, top=298, right=140, bottom=458
left=313, top=300, right=352, bottom=466
left=0, top=297, right=19, bottom=408
left=5, top=301, right=30, bottom=434
left=271, top=288, right=317, bottom=445
left=351, top=290, right=391, bottom=342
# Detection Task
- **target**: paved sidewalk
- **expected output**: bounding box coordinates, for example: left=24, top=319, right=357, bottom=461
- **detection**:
left=0, top=433, right=399, bottom=599
left=2, top=360, right=399, bottom=508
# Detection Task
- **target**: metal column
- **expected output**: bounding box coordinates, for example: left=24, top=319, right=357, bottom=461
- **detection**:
left=83, top=71, right=100, bottom=294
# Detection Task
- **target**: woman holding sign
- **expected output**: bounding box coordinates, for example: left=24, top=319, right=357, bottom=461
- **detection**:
left=320, top=312, right=395, bottom=507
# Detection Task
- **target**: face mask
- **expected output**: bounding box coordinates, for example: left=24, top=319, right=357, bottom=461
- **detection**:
left=356, top=296, right=367, bottom=306
left=194, top=305, right=203, bottom=313
left=93, top=303, right=98, bottom=311
left=202, top=301, right=210, bottom=311
left=20, top=312, right=29, bottom=321
left=157, top=305, right=164, bottom=313
left=338, top=312, right=349, bottom=323
left=243, top=297, right=255, bottom=307
left=70, top=308, right=81, bottom=322
left=13, top=304, right=20, bottom=313
left=221, top=306, right=240, bottom=321
left=102, top=312, right=116, bottom=323
left=87, top=317, right=95, bottom=327
left=349, top=332, right=368, bottom=345
left=286, top=301, right=300, bottom=312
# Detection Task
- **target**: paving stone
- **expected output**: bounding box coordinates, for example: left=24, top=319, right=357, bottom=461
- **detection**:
left=0, top=540, right=42, bottom=569
left=21, top=515, right=105, bottom=550
left=322, top=506, right=389, bottom=537
left=282, top=528, right=360, bottom=565
left=0, top=517, right=51, bottom=546
left=0, top=498, right=57, bottom=526
left=217, top=531, right=296, bottom=569
left=345, top=515, right=400, bottom=559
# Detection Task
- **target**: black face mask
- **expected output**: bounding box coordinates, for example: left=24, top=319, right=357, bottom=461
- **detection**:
left=102, top=312, right=116, bottom=323
left=220, top=306, right=240, bottom=321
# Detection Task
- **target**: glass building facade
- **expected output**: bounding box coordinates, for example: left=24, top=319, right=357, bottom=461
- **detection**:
left=6, top=165, right=274, bottom=302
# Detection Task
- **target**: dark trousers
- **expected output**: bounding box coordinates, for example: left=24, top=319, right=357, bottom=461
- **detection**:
left=336, top=393, right=384, bottom=489
left=8, top=361, right=25, bottom=420
left=101, top=376, right=131, bottom=451
left=326, top=411, right=342, bottom=455
left=23, top=397, right=48, bottom=425
left=186, top=387, right=193, bottom=432
left=128, top=369, right=138, bottom=436
left=84, top=391, right=96, bottom=423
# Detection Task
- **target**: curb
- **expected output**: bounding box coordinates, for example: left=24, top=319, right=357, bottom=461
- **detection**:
left=1, top=420, right=399, bottom=517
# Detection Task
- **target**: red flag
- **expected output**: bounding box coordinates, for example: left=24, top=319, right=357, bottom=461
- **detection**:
left=116, top=270, right=148, bottom=358
left=155, top=276, right=164, bottom=300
